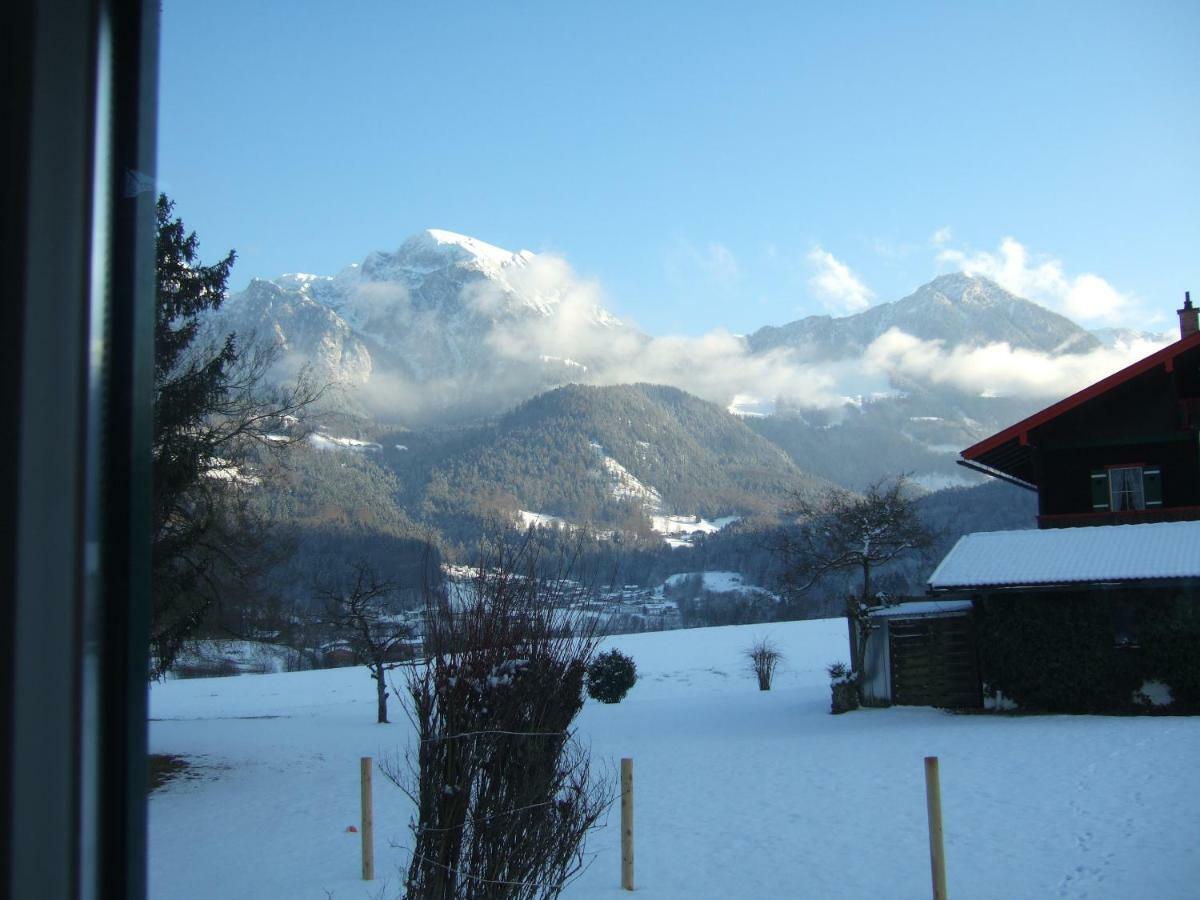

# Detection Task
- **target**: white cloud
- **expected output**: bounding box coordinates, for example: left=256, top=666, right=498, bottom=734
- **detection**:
left=472, top=252, right=1169, bottom=415
left=339, top=239, right=1171, bottom=423
left=666, top=239, right=740, bottom=285
left=863, top=327, right=1171, bottom=400
left=931, top=226, right=953, bottom=246
left=806, top=247, right=874, bottom=314
left=466, top=251, right=855, bottom=409
left=937, top=237, right=1134, bottom=325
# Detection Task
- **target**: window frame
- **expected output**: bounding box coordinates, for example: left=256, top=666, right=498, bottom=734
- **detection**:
left=1090, top=463, right=1163, bottom=513
left=5, top=2, right=157, bottom=898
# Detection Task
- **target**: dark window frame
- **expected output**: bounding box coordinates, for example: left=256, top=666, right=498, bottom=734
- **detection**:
left=5, top=2, right=157, bottom=898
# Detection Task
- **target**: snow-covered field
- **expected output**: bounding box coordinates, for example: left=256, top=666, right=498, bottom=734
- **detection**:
left=148, top=619, right=1200, bottom=899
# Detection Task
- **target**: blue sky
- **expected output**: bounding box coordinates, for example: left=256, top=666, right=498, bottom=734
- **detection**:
left=159, top=1, right=1199, bottom=337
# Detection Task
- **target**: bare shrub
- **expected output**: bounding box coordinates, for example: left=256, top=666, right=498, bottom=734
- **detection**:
left=384, top=539, right=613, bottom=899
left=746, top=636, right=783, bottom=691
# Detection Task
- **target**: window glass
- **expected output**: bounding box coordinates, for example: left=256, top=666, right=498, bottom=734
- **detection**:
left=1109, top=466, right=1145, bottom=511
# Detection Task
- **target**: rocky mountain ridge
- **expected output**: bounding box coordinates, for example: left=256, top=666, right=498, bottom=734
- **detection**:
left=213, top=229, right=637, bottom=422
left=746, top=272, right=1100, bottom=360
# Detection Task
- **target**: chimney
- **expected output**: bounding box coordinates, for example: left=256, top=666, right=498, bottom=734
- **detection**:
left=1180, top=291, right=1199, bottom=339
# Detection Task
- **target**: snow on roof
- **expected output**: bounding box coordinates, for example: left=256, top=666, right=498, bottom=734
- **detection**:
left=868, top=600, right=974, bottom=618
left=928, top=520, right=1200, bottom=591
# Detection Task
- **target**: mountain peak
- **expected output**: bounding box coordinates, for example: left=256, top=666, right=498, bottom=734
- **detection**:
left=747, top=272, right=1099, bottom=358
left=424, top=228, right=520, bottom=263
left=922, top=271, right=1003, bottom=303
left=375, top=229, right=533, bottom=280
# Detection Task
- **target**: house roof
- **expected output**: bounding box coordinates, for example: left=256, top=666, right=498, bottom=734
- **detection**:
left=958, top=330, right=1200, bottom=488
left=927, top=520, right=1200, bottom=591
left=868, top=599, right=974, bottom=618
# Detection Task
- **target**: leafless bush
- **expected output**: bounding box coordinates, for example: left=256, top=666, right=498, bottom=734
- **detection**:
left=746, top=636, right=784, bottom=691
left=384, top=539, right=613, bottom=899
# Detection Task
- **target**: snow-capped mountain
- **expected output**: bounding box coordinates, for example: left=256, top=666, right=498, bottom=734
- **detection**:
left=739, top=273, right=1115, bottom=491
left=213, top=229, right=635, bottom=422
left=746, top=272, right=1100, bottom=360
left=214, top=234, right=1163, bottom=496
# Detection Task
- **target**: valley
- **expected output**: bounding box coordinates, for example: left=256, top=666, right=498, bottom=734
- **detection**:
left=194, top=228, right=1155, bottom=643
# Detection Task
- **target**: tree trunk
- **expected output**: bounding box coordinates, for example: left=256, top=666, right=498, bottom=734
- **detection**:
left=844, top=595, right=861, bottom=675
left=374, top=664, right=388, bottom=724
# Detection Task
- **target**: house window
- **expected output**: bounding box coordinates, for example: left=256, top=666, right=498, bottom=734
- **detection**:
left=1091, top=465, right=1163, bottom=511
left=1110, top=466, right=1145, bottom=510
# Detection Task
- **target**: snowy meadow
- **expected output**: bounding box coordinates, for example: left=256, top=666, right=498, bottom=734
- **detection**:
left=148, top=619, right=1200, bottom=899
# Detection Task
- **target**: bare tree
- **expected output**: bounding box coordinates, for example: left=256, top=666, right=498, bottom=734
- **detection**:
left=776, top=476, right=932, bottom=680
left=152, top=195, right=325, bottom=678
left=745, top=636, right=783, bottom=691
left=384, top=539, right=612, bottom=899
left=315, top=561, right=415, bottom=723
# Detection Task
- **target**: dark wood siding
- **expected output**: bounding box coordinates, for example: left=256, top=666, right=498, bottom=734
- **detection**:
left=888, top=615, right=982, bottom=708
left=1029, top=347, right=1200, bottom=525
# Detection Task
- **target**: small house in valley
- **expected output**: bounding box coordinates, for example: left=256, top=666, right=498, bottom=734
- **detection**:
left=863, top=295, right=1200, bottom=712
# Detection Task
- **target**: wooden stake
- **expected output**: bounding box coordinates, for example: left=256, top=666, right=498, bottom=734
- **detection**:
left=620, top=757, right=634, bottom=891
left=361, top=756, right=375, bottom=881
left=924, top=756, right=947, bottom=900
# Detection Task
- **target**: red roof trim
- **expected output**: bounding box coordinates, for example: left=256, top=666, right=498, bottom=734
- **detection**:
left=963, top=331, right=1200, bottom=460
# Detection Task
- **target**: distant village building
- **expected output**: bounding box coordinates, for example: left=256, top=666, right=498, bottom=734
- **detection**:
left=861, top=295, right=1200, bottom=711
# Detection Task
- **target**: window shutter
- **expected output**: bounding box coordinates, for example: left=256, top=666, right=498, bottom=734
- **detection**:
left=1091, top=469, right=1110, bottom=510
left=1143, top=466, right=1163, bottom=507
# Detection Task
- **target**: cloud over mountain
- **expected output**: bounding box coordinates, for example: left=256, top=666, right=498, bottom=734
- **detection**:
left=216, top=230, right=1171, bottom=425
left=806, top=246, right=875, bottom=314
left=936, top=236, right=1135, bottom=326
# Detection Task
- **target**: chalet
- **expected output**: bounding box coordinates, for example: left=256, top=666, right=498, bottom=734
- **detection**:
left=958, top=292, right=1200, bottom=528
left=861, top=295, right=1200, bottom=711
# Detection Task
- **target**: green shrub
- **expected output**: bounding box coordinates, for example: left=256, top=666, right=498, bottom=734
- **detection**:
left=1139, top=593, right=1200, bottom=712
left=827, top=661, right=858, bottom=714
left=587, top=649, right=637, bottom=704
left=975, top=593, right=1142, bottom=713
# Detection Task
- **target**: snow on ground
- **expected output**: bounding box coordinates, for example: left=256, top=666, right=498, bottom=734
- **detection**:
left=517, top=509, right=572, bottom=530
left=148, top=619, right=1200, bottom=899
left=662, top=570, right=765, bottom=596
left=515, top=442, right=743, bottom=548
left=650, top=514, right=740, bottom=538
left=309, top=432, right=383, bottom=452
left=591, top=442, right=664, bottom=509
left=167, top=640, right=300, bottom=677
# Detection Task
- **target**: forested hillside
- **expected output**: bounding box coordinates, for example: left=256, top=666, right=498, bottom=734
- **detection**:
left=381, top=383, right=829, bottom=539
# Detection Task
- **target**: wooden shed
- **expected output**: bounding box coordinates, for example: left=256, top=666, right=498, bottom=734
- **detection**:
left=860, top=600, right=980, bottom=708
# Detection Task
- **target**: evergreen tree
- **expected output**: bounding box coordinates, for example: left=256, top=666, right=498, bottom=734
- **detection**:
left=151, top=195, right=318, bottom=678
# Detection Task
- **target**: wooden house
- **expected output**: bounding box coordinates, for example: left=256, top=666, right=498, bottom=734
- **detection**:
left=863, top=296, right=1200, bottom=711
left=957, top=293, right=1200, bottom=528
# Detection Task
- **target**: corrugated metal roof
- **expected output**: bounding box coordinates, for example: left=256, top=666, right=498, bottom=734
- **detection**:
left=928, top=520, right=1200, bottom=590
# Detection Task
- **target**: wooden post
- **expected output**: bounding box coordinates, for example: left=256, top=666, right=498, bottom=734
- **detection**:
left=361, top=756, right=375, bottom=881
left=620, top=757, right=634, bottom=891
left=924, top=756, right=947, bottom=900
